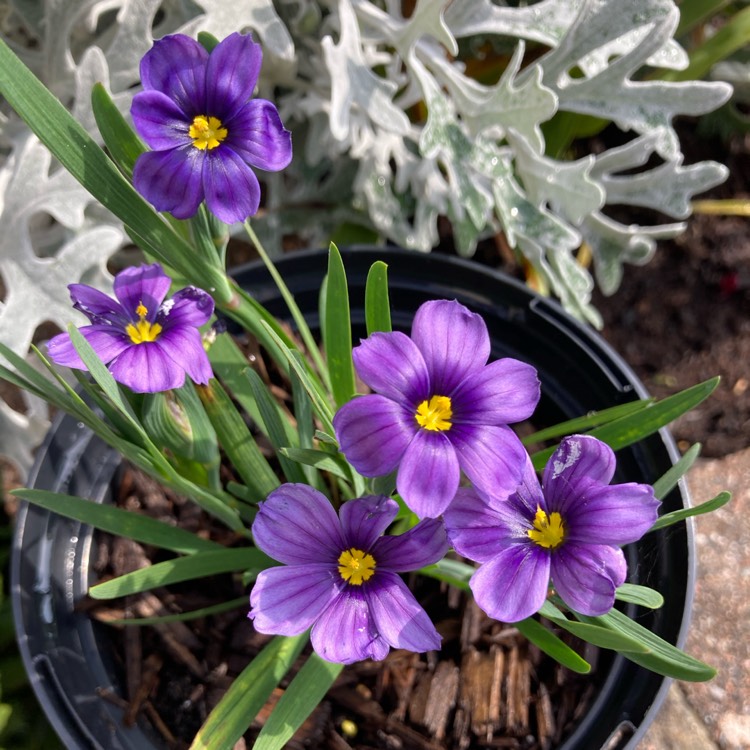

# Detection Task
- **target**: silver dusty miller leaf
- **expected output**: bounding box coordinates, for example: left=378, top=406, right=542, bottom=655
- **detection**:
left=0, top=390, right=51, bottom=474
left=0, top=0, right=734, bottom=464
left=533, top=0, right=732, bottom=159
left=322, top=0, right=410, bottom=142
left=0, top=132, right=121, bottom=357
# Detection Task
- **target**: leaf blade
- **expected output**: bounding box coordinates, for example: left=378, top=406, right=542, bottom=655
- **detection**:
left=11, top=488, right=221, bottom=555
left=190, top=635, right=307, bottom=750
left=365, top=261, right=392, bottom=334
left=89, top=548, right=273, bottom=599
left=324, top=242, right=356, bottom=407
left=253, top=654, right=343, bottom=750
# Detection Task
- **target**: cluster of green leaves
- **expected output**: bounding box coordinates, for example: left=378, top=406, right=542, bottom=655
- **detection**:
left=0, top=28, right=732, bottom=750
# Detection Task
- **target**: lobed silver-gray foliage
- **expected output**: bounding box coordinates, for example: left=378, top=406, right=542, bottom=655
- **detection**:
left=0, top=0, right=732, bottom=467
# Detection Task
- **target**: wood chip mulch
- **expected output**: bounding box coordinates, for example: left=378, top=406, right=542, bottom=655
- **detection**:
left=82, top=464, right=602, bottom=750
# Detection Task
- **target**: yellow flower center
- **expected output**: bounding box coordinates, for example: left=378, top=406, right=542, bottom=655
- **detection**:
left=528, top=507, right=566, bottom=550
left=415, top=395, right=453, bottom=432
left=189, top=115, right=228, bottom=150
left=125, top=302, right=162, bottom=344
left=338, top=548, right=376, bottom=586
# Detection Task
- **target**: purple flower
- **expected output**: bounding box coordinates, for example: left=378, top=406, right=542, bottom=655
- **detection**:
left=131, top=33, right=292, bottom=224
left=47, top=263, right=214, bottom=393
left=444, top=435, right=661, bottom=622
left=332, top=300, right=540, bottom=518
left=248, top=485, right=449, bottom=664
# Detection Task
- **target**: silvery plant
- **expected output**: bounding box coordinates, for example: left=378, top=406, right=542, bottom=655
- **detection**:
left=0, top=0, right=732, bottom=469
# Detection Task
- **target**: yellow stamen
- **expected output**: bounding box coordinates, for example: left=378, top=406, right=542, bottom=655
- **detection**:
left=528, top=507, right=565, bottom=550
left=125, top=301, right=162, bottom=344
left=415, top=395, right=453, bottom=431
left=338, top=548, right=376, bottom=586
left=189, top=115, right=228, bottom=150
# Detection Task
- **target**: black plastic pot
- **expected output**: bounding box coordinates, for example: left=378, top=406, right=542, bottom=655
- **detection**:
left=12, top=247, right=694, bottom=749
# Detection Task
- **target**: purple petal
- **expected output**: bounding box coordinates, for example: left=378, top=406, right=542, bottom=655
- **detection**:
left=47, top=326, right=131, bottom=370
left=443, top=487, right=510, bottom=563
left=352, top=331, right=429, bottom=406
left=543, top=435, right=616, bottom=516
left=508, top=454, right=548, bottom=518
left=158, top=286, right=215, bottom=329
left=452, top=358, right=540, bottom=425
left=551, top=543, right=626, bottom=616
left=113, top=263, right=171, bottom=319
left=131, top=90, right=191, bottom=150
left=251, top=484, right=345, bottom=565
left=133, top=147, right=205, bottom=219
left=205, top=33, right=262, bottom=119
left=109, top=342, right=185, bottom=393
left=450, top=423, right=527, bottom=498
left=411, top=300, right=490, bottom=395
left=372, top=518, right=448, bottom=571
left=249, top=564, right=343, bottom=636
left=139, top=34, right=207, bottom=113
left=470, top=543, right=550, bottom=622
left=156, top=327, right=213, bottom=385
left=68, top=284, right=126, bottom=325
left=201, top=148, right=260, bottom=223
left=225, top=99, right=292, bottom=172
left=339, top=496, right=399, bottom=552
left=333, top=395, right=413, bottom=476
left=445, top=456, right=543, bottom=555
left=311, top=589, right=389, bottom=664
left=396, top=429, right=460, bottom=518
left=565, top=483, right=660, bottom=546
left=367, top=572, right=441, bottom=652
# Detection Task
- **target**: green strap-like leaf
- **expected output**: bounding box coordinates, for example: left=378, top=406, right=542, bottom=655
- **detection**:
left=107, top=596, right=247, bottom=626
left=323, top=242, right=356, bottom=407
left=190, top=635, right=308, bottom=750
left=649, top=491, right=731, bottom=532
left=539, top=602, right=648, bottom=653
left=89, top=547, right=273, bottom=599
left=11, top=489, right=221, bottom=555
left=664, top=5, right=750, bottom=82
left=514, top=618, right=591, bottom=674
left=530, top=378, right=719, bottom=470
left=290, top=357, right=326, bottom=491
left=280, top=448, right=353, bottom=483
left=652, top=443, right=701, bottom=500
left=676, top=0, right=732, bottom=36
left=614, top=583, right=664, bottom=609
left=580, top=607, right=716, bottom=681
left=260, top=322, right=336, bottom=435
left=197, top=32, right=221, bottom=53
left=196, top=379, right=280, bottom=503
left=522, top=398, right=653, bottom=446
left=365, top=261, right=392, bottom=334
left=68, top=326, right=150, bottom=441
left=91, top=83, right=145, bottom=180
left=243, top=221, right=331, bottom=391
left=245, top=368, right=308, bottom=485
left=418, top=557, right=474, bottom=591
left=253, top=654, right=343, bottom=750
left=208, top=333, right=274, bottom=439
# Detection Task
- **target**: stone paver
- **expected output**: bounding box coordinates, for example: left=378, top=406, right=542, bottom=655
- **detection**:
left=642, top=447, right=750, bottom=749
